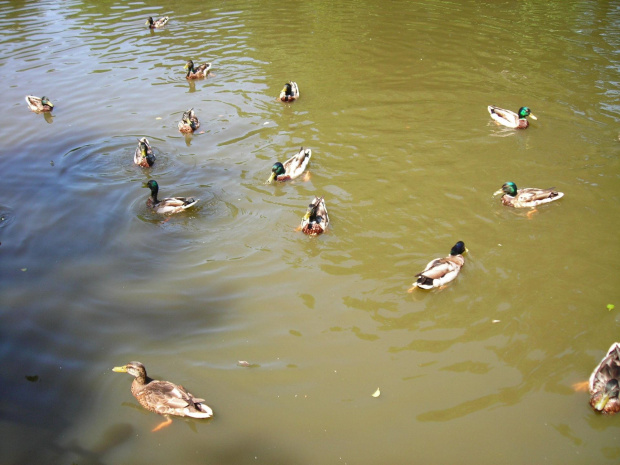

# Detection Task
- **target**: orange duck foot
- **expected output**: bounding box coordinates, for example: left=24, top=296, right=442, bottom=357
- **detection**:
left=152, top=416, right=173, bottom=432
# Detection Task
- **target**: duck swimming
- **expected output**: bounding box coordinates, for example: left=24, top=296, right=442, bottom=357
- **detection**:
left=300, top=197, right=329, bottom=236
left=410, top=241, right=467, bottom=290
left=25, top=95, right=54, bottom=113
left=113, top=361, right=213, bottom=431
left=184, top=60, right=211, bottom=79
left=178, top=108, right=200, bottom=134
left=488, top=106, right=537, bottom=129
left=134, top=138, right=156, bottom=167
left=589, top=342, right=620, bottom=415
left=266, top=147, right=311, bottom=183
left=279, top=82, right=299, bottom=102
left=143, top=180, right=198, bottom=215
left=146, top=16, right=169, bottom=28
left=494, top=182, right=563, bottom=208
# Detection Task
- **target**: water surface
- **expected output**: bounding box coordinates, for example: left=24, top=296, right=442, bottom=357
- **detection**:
left=1, top=0, right=619, bottom=464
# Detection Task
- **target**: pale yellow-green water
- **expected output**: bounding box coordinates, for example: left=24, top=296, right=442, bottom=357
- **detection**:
left=1, top=0, right=619, bottom=464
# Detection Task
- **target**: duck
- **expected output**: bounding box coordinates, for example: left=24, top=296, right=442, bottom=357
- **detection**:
left=410, top=241, right=467, bottom=290
left=178, top=108, right=200, bottom=134
left=25, top=95, right=54, bottom=113
left=589, top=342, right=620, bottom=415
left=113, top=361, right=213, bottom=431
left=145, top=16, right=169, bottom=28
left=494, top=182, right=564, bottom=208
left=143, top=180, right=198, bottom=215
left=134, top=138, right=156, bottom=167
left=300, top=197, right=329, bottom=236
left=487, top=106, right=537, bottom=129
left=279, top=82, right=299, bottom=102
left=266, top=147, right=312, bottom=183
left=184, top=60, right=211, bottom=79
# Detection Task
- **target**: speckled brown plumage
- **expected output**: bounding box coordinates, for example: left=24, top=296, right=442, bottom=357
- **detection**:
left=113, top=361, right=213, bottom=419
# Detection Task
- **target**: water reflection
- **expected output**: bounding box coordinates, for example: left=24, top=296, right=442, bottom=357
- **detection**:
left=2, top=0, right=620, bottom=463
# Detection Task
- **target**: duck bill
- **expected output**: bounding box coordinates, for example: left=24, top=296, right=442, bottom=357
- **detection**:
left=144, top=20, right=150, bottom=25
left=595, top=393, right=610, bottom=411
left=303, top=211, right=311, bottom=221
left=493, top=189, right=504, bottom=196
left=529, top=113, right=537, bottom=120
left=112, top=365, right=128, bottom=373
left=47, top=101, right=54, bottom=108
left=266, top=172, right=276, bottom=184
left=183, top=63, right=189, bottom=70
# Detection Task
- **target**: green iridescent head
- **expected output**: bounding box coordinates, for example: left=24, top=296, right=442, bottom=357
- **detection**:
left=265, top=162, right=284, bottom=183
left=499, top=182, right=518, bottom=197
left=41, top=96, right=53, bottom=108
left=518, top=107, right=536, bottom=120
left=450, top=241, right=467, bottom=256
left=143, top=179, right=159, bottom=197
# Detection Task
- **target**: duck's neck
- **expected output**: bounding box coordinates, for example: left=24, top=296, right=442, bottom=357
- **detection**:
left=149, top=186, right=159, bottom=203
left=133, top=372, right=149, bottom=385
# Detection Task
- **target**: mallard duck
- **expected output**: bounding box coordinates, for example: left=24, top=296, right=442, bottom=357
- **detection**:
left=178, top=108, right=200, bottom=134
left=143, top=180, right=198, bottom=215
left=146, top=16, right=169, bottom=28
left=494, top=182, right=563, bottom=208
left=113, top=361, right=213, bottom=431
left=134, top=138, right=156, bottom=167
left=589, top=342, right=620, bottom=415
left=300, top=196, right=329, bottom=236
left=266, top=147, right=312, bottom=183
left=184, top=60, right=211, bottom=79
left=25, top=95, right=54, bottom=113
left=488, top=106, right=537, bottom=129
left=279, top=82, right=299, bottom=102
left=411, top=241, right=467, bottom=290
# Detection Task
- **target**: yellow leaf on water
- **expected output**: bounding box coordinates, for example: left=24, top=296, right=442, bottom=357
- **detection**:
left=372, top=388, right=380, bottom=398
left=155, top=117, right=162, bottom=120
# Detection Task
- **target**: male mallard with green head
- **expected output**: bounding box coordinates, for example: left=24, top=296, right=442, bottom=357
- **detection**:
left=113, top=361, right=213, bottom=431
left=143, top=180, right=198, bottom=215
left=488, top=106, right=537, bottom=129
left=410, top=241, right=467, bottom=290
left=589, top=343, right=620, bottom=415
left=300, top=196, right=328, bottom=236
left=178, top=108, right=200, bottom=134
left=25, top=95, right=54, bottom=113
left=279, top=82, right=299, bottom=102
left=494, top=182, right=563, bottom=208
left=134, top=138, right=156, bottom=167
left=266, top=147, right=311, bottom=183
left=146, top=16, right=169, bottom=28
left=184, top=60, right=212, bottom=79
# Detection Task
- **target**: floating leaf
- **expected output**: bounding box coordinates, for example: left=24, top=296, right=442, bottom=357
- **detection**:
left=372, top=387, right=381, bottom=398
left=238, top=361, right=250, bottom=367
left=21, top=268, right=27, bottom=272
left=492, top=319, right=500, bottom=323
left=25, top=375, right=39, bottom=382
left=155, top=117, right=162, bottom=120
left=607, top=304, right=615, bottom=311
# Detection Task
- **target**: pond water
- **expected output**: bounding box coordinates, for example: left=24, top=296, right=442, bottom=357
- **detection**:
left=1, top=0, right=619, bottom=464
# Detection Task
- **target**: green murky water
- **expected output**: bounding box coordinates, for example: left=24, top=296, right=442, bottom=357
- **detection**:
left=1, top=0, right=619, bottom=463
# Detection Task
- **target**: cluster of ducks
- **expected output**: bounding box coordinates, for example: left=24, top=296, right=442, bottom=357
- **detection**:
left=23, top=16, right=617, bottom=431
